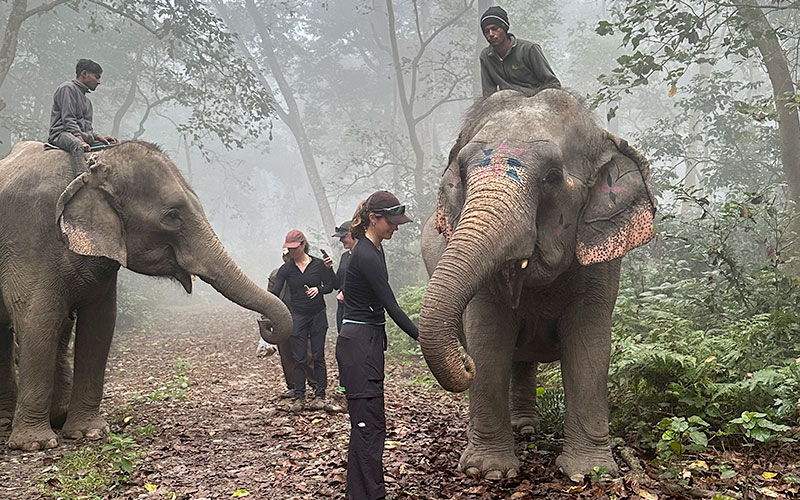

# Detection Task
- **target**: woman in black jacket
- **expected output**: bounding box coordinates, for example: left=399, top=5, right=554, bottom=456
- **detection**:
left=270, top=229, right=336, bottom=413
left=336, top=191, right=419, bottom=500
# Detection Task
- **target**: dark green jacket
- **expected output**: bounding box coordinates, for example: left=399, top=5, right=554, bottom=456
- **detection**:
left=480, top=35, right=560, bottom=97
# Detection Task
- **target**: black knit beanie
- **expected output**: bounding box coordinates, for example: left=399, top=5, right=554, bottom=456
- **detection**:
left=480, top=6, right=509, bottom=32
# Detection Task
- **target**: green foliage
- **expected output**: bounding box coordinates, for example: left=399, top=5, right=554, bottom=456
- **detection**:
left=101, top=433, right=142, bottom=475
left=386, top=285, right=426, bottom=355
left=655, top=416, right=710, bottom=462
left=610, top=187, right=800, bottom=449
left=537, top=386, right=565, bottom=435
left=725, top=411, right=793, bottom=445
left=39, top=432, right=147, bottom=498
left=132, top=359, right=192, bottom=403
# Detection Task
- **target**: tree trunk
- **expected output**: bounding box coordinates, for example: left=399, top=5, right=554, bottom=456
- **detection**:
left=111, top=46, right=144, bottom=137
left=0, top=0, right=69, bottom=112
left=739, top=4, right=800, bottom=207
left=240, top=0, right=335, bottom=232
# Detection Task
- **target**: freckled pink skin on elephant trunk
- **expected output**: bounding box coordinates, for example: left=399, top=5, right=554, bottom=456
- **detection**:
left=0, top=141, right=292, bottom=451
left=419, top=89, right=656, bottom=481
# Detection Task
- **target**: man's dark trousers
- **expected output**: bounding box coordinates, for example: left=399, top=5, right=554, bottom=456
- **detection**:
left=336, top=323, right=387, bottom=500
left=290, top=309, right=328, bottom=398
left=52, top=133, right=89, bottom=178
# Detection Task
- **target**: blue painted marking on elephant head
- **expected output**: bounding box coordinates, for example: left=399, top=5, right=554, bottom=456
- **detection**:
left=505, top=168, right=520, bottom=183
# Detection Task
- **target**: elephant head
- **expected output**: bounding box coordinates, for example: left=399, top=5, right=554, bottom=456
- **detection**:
left=420, top=90, right=656, bottom=392
left=53, top=141, right=291, bottom=342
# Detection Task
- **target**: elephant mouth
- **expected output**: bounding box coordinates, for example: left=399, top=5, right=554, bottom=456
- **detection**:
left=491, top=258, right=529, bottom=309
left=175, top=269, right=193, bottom=293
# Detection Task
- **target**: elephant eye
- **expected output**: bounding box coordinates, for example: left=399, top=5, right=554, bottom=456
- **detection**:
left=161, top=209, right=183, bottom=230
left=544, top=169, right=562, bottom=185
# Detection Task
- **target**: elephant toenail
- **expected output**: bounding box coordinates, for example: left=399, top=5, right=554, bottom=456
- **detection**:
left=485, top=470, right=503, bottom=481
left=506, top=469, right=517, bottom=479
left=46, top=438, right=58, bottom=448
left=465, top=467, right=481, bottom=478
left=85, top=429, right=102, bottom=440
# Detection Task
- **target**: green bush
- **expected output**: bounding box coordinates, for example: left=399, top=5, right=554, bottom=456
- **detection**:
left=385, top=284, right=426, bottom=355
left=609, top=186, right=800, bottom=449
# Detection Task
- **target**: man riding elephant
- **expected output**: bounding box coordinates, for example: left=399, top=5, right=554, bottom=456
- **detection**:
left=0, top=141, right=291, bottom=451
left=49, top=58, right=118, bottom=178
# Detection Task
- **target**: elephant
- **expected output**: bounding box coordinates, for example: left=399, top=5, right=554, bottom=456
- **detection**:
left=419, top=89, right=656, bottom=481
left=0, top=141, right=292, bottom=451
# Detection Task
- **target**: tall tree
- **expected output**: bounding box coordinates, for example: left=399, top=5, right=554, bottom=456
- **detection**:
left=595, top=0, right=800, bottom=206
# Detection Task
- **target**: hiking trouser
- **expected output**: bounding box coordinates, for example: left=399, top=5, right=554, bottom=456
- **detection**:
left=289, top=309, right=328, bottom=398
left=336, top=323, right=386, bottom=500
left=277, top=337, right=316, bottom=391
left=51, top=133, right=89, bottom=178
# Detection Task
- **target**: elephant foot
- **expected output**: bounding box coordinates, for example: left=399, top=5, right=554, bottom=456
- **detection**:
left=0, top=416, right=11, bottom=431
left=7, top=425, right=59, bottom=451
left=458, top=442, right=520, bottom=480
left=556, top=448, right=619, bottom=483
left=511, top=414, right=539, bottom=437
left=62, top=415, right=109, bottom=441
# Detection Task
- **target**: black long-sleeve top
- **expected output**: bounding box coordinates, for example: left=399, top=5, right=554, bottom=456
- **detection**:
left=269, top=256, right=335, bottom=316
left=343, top=237, right=418, bottom=339
left=333, top=250, right=352, bottom=293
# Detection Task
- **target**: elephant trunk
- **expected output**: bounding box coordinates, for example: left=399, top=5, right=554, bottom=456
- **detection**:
left=179, top=221, right=292, bottom=343
left=420, top=181, right=532, bottom=393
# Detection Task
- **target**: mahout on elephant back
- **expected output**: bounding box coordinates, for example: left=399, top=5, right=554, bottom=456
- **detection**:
left=0, top=141, right=292, bottom=451
left=419, top=89, right=656, bottom=482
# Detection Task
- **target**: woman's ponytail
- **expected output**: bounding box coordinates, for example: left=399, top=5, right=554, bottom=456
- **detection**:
left=350, top=200, right=370, bottom=240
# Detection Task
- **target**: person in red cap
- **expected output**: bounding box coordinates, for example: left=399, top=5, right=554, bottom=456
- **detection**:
left=335, top=190, right=418, bottom=500
left=269, top=229, right=336, bottom=413
left=267, top=248, right=317, bottom=399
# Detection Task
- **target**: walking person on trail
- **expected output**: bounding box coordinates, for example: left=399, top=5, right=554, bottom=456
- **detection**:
left=269, top=230, right=336, bottom=413
left=332, top=220, right=355, bottom=334
left=48, top=58, right=118, bottom=178
left=335, top=191, right=419, bottom=500
left=479, top=6, right=561, bottom=97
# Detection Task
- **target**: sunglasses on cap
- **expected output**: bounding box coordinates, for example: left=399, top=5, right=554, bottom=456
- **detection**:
left=371, top=204, right=406, bottom=216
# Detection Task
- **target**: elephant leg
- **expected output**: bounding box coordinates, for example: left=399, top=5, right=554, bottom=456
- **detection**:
left=50, top=320, right=74, bottom=428
left=510, top=361, right=539, bottom=437
left=62, top=284, right=115, bottom=441
left=459, top=290, right=519, bottom=480
left=0, top=322, right=16, bottom=431
left=555, top=304, right=618, bottom=482
left=8, top=301, right=69, bottom=450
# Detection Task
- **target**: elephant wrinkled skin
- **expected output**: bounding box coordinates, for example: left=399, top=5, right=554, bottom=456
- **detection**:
left=0, top=141, right=292, bottom=451
left=419, top=89, right=656, bottom=481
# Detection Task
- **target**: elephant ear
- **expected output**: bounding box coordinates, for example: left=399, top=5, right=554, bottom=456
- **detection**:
left=576, top=134, right=656, bottom=266
left=434, top=137, right=468, bottom=239
left=55, top=159, right=127, bottom=267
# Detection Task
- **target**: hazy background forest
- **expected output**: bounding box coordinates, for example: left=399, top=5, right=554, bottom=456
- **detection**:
left=2, top=0, right=800, bottom=482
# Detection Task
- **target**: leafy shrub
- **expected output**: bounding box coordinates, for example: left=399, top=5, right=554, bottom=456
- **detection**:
left=386, top=285, right=426, bottom=354
left=609, top=187, right=800, bottom=449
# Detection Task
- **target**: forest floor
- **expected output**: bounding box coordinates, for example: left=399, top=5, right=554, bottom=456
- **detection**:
left=1, top=303, right=799, bottom=500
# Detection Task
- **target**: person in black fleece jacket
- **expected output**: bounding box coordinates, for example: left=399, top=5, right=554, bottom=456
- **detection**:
left=336, top=190, right=418, bottom=500
left=270, top=229, right=336, bottom=413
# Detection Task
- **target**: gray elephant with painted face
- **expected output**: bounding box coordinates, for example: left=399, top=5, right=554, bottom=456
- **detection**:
left=0, top=141, right=291, bottom=451
left=419, top=89, right=656, bottom=481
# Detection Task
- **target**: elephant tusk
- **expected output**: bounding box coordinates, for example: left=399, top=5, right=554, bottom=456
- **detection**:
left=520, top=259, right=529, bottom=269
left=191, top=274, right=197, bottom=281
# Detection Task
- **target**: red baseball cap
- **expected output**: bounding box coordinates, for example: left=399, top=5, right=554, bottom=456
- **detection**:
left=283, top=229, right=306, bottom=248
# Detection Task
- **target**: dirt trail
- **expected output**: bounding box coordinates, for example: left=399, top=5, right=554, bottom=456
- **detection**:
left=4, top=304, right=797, bottom=499
left=0, top=304, right=574, bottom=499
